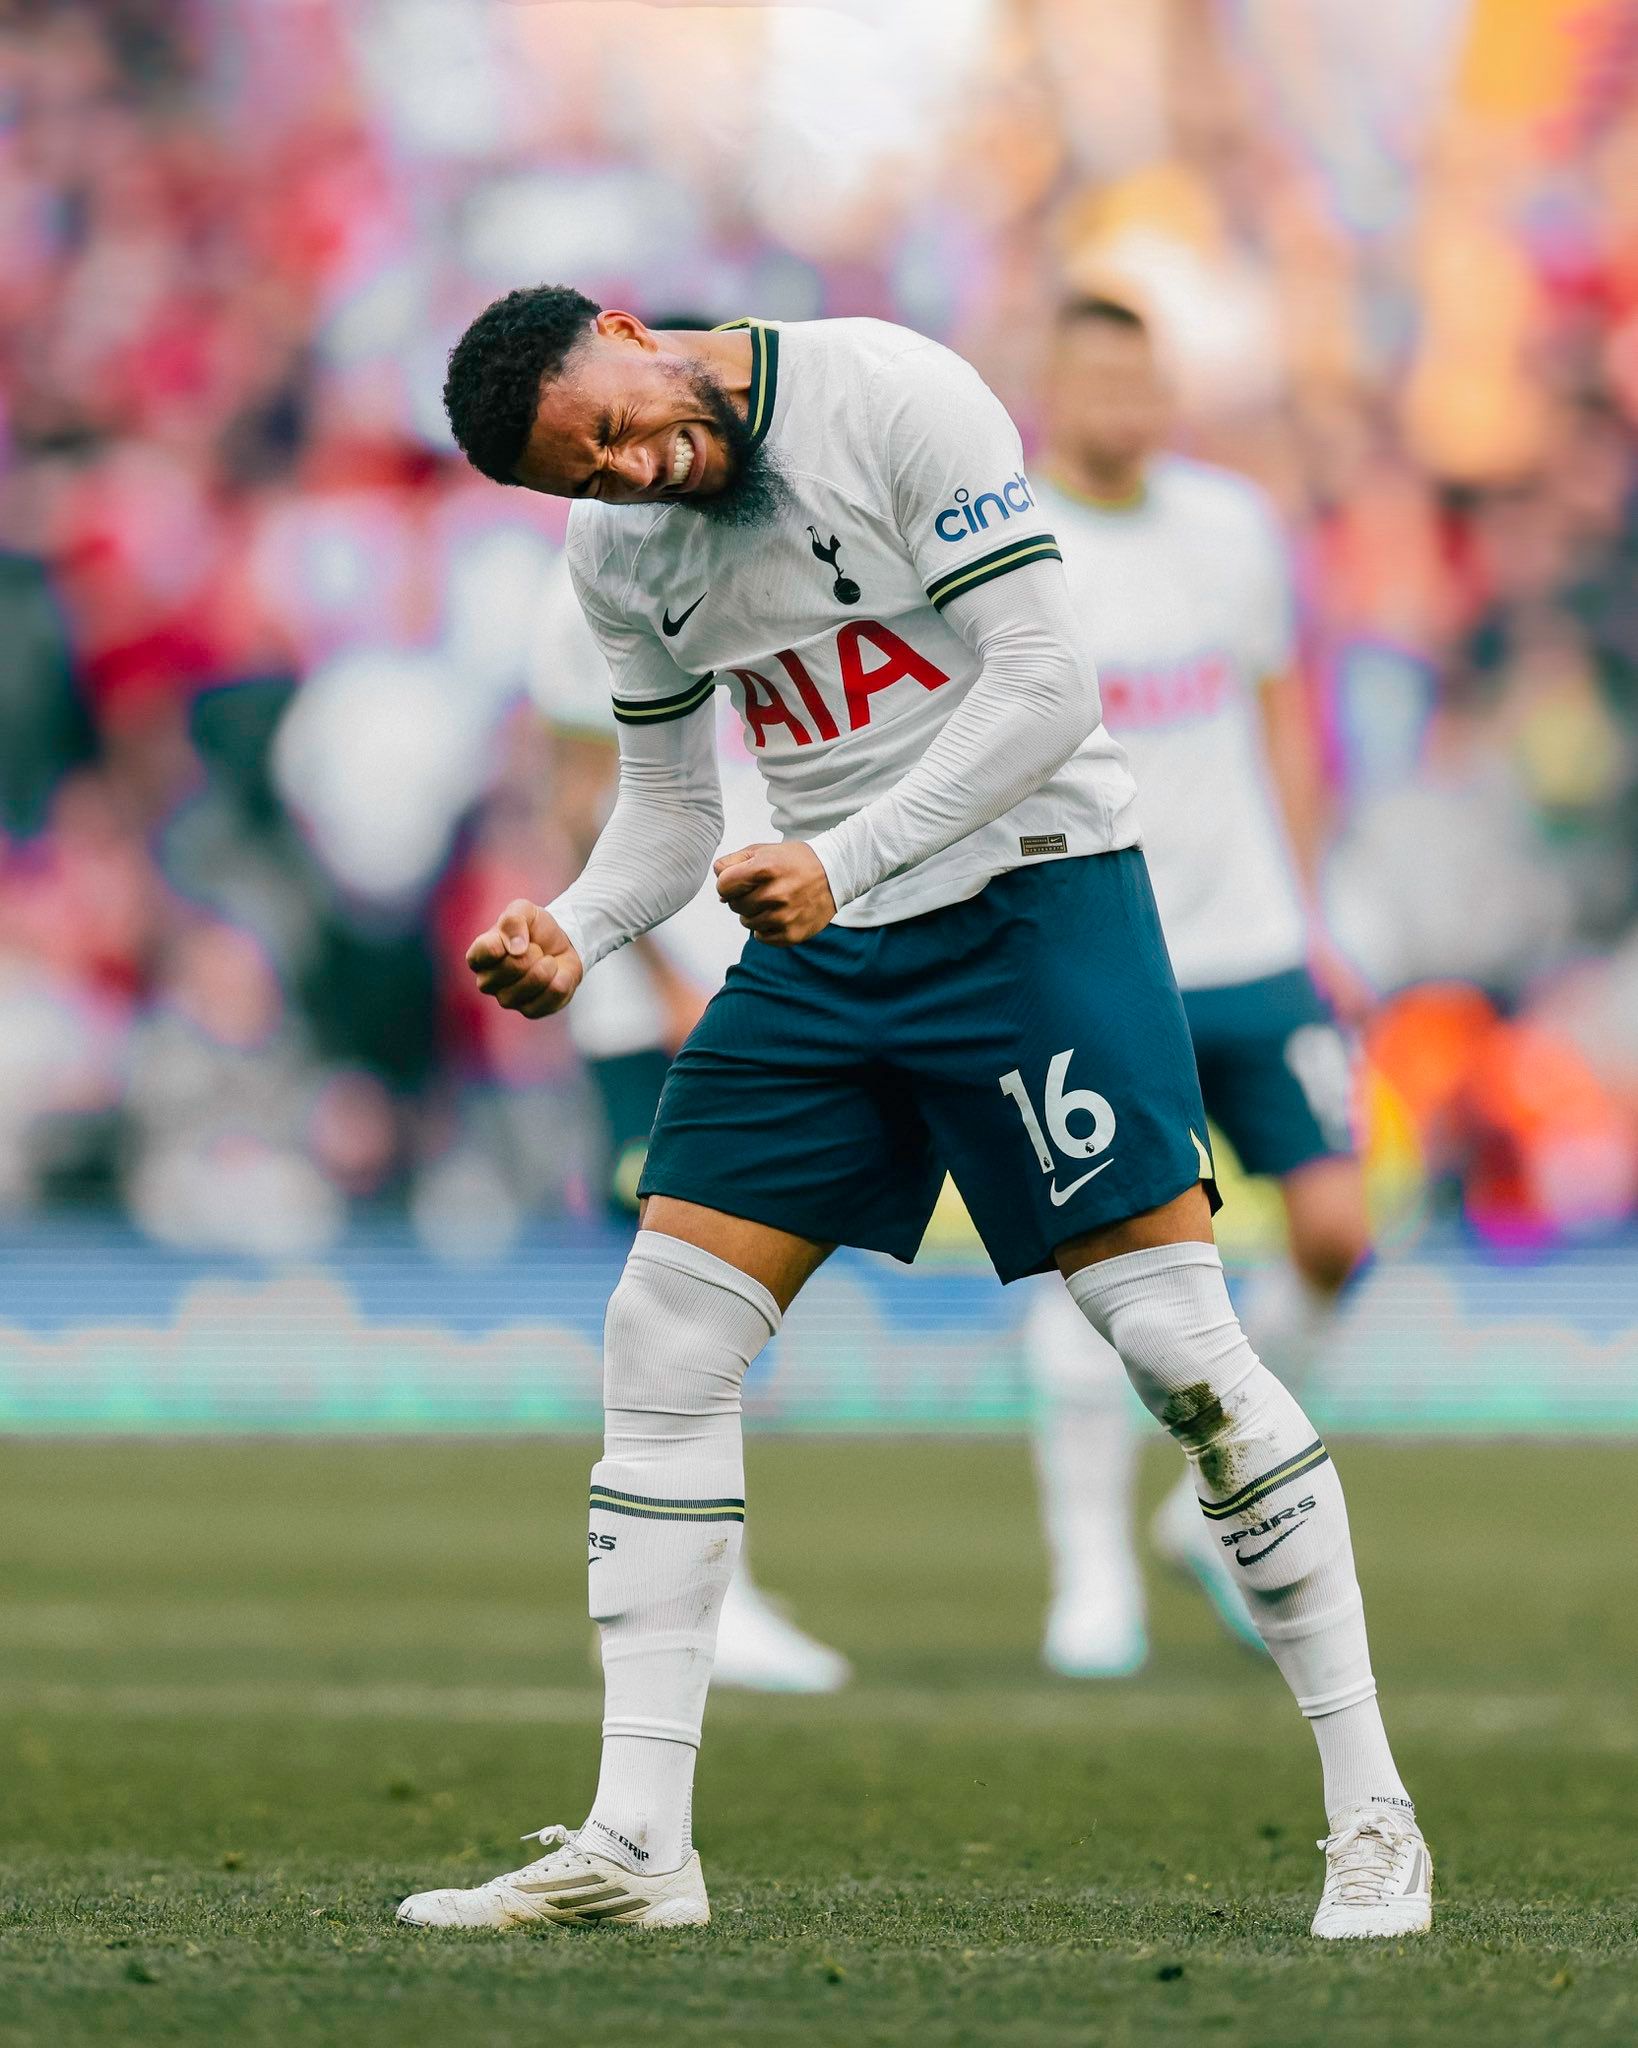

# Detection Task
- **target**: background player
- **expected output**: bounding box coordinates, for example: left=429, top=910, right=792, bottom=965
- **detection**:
left=532, top=530, right=849, bottom=1696
left=400, top=290, right=1429, bottom=1943
left=1026, top=293, right=1374, bottom=1676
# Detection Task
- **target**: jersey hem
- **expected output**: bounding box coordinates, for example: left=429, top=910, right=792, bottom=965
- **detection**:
left=830, top=829, right=1141, bottom=930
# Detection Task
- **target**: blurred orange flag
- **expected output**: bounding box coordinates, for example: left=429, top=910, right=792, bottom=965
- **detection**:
left=1453, top=0, right=1604, bottom=128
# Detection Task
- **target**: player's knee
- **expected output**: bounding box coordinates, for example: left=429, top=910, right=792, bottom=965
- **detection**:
left=1104, top=1296, right=1259, bottom=1426
left=602, top=1262, right=671, bottom=1415
left=1283, top=1163, right=1372, bottom=1297
left=1289, top=1225, right=1370, bottom=1300
left=602, top=1266, right=730, bottom=1419
left=600, top=1238, right=772, bottom=1420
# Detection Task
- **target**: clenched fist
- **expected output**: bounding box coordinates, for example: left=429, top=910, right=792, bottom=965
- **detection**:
left=715, top=842, right=837, bottom=945
left=466, top=898, right=583, bottom=1018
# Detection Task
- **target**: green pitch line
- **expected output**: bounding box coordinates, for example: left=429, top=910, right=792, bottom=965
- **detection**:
left=1, top=1439, right=1634, bottom=2048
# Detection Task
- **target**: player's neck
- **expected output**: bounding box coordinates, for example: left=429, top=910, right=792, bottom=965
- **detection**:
left=671, top=328, right=755, bottom=415
left=1043, top=452, right=1150, bottom=513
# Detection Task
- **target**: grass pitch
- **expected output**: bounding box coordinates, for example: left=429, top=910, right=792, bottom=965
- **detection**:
left=1, top=1437, right=1633, bottom=2048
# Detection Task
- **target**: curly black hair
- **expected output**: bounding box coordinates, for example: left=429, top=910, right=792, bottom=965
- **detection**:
left=443, top=285, right=602, bottom=484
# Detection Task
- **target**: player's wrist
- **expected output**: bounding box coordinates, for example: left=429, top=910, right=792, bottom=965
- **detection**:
left=542, top=895, right=593, bottom=975
left=807, top=825, right=868, bottom=915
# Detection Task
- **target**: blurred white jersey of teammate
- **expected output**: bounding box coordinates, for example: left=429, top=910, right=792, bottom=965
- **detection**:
left=529, top=552, right=848, bottom=1699
left=529, top=551, right=773, bottom=1057
left=1034, top=459, right=1307, bottom=991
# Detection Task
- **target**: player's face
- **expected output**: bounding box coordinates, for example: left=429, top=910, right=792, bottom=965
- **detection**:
left=514, top=318, right=747, bottom=506
left=1046, top=320, right=1171, bottom=474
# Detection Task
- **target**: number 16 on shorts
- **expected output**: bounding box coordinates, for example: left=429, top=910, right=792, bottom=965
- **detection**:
left=999, top=1050, right=1118, bottom=1207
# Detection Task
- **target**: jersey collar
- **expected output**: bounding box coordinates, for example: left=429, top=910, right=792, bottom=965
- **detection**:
left=712, top=319, right=781, bottom=449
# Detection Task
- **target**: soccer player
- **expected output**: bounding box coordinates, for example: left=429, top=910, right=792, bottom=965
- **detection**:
left=1024, top=294, right=1376, bottom=1680
left=533, top=542, right=850, bottom=1695
left=396, top=290, right=1431, bottom=1940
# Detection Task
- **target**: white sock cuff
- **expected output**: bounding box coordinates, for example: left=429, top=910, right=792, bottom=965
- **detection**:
left=1064, top=1240, right=1224, bottom=1305
left=629, top=1230, right=782, bottom=1339
left=1298, top=1676, right=1379, bottom=1720
left=600, top=1714, right=704, bottom=1747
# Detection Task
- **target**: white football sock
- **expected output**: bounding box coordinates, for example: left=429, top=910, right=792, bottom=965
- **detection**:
left=581, top=1231, right=778, bottom=1873
left=1064, top=1243, right=1412, bottom=1824
left=1022, top=1278, right=1142, bottom=1607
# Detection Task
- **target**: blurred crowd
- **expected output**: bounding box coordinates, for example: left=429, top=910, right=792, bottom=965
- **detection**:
left=1, top=0, right=1637, bottom=1256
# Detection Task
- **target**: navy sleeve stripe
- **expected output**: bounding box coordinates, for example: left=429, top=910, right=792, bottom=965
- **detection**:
left=926, top=534, right=1063, bottom=611
left=610, top=673, right=717, bottom=725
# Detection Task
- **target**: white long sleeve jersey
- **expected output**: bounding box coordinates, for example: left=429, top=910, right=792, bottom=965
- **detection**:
left=1039, top=462, right=1307, bottom=990
left=552, top=317, right=1138, bottom=968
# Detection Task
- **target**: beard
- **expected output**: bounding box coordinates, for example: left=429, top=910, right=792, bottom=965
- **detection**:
left=675, top=362, right=787, bottom=529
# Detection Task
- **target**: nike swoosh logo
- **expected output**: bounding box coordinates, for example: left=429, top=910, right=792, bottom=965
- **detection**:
left=662, top=593, right=706, bottom=636
left=1048, top=1158, right=1114, bottom=1205
left=1234, top=1524, right=1302, bottom=1568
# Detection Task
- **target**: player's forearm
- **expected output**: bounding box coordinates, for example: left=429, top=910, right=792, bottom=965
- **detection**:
left=809, top=563, right=1101, bottom=910
left=548, top=743, right=724, bottom=971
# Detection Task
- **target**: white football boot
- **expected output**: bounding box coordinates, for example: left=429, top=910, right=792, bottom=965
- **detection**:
left=1150, top=1472, right=1268, bottom=1656
left=712, top=1568, right=852, bottom=1694
left=1310, top=1805, right=1433, bottom=1939
left=396, top=1825, right=709, bottom=1931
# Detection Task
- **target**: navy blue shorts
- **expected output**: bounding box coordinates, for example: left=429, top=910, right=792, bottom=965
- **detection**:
left=1183, top=969, right=1354, bottom=1180
left=639, top=851, right=1217, bottom=1284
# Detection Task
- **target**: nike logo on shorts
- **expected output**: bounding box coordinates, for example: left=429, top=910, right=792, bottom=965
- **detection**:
left=662, top=593, right=707, bottom=636
left=1048, top=1158, right=1114, bottom=1205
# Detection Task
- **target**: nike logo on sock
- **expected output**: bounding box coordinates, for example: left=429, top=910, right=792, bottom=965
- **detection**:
left=1234, top=1525, right=1302, bottom=1567
left=662, top=594, right=707, bottom=636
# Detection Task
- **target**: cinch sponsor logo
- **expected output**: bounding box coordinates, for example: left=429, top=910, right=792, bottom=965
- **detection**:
left=935, top=474, right=1035, bottom=542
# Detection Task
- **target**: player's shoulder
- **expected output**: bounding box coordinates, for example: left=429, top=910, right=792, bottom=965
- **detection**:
left=780, top=316, right=981, bottom=404
left=563, top=497, right=684, bottom=622
left=565, top=497, right=665, bottom=579
left=781, top=315, right=936, bottom=369
left=1151, top=455, right=1281, bottom=540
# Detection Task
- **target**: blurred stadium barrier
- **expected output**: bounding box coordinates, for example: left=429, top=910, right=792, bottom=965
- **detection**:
left=3, top=1222, right=1634, bottom=1434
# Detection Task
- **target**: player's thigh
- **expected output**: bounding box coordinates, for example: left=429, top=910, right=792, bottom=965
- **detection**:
left=908, top=851, right=1217, bottom=1285
left=638, top=944, right=943, bottom=1276
left=639, top=1196, right=833, bottom=1312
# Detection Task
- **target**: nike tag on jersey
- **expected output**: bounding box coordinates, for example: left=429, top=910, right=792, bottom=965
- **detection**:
left=662, top=594, right=707, bottom=637
left=1019, top=833, right=1068, bottom=857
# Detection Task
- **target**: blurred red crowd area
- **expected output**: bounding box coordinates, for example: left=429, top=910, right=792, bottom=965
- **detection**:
left=0, top=0, right=1635, bottom=1254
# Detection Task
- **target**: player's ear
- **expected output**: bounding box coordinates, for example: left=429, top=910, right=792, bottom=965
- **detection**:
left=595, top=309, right=656, bottom=351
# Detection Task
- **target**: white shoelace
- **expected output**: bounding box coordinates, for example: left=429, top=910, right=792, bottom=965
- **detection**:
left=491, top=1823, right=578, bottom=1886
left=1317, top=1816, right=1419, bottom=1905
